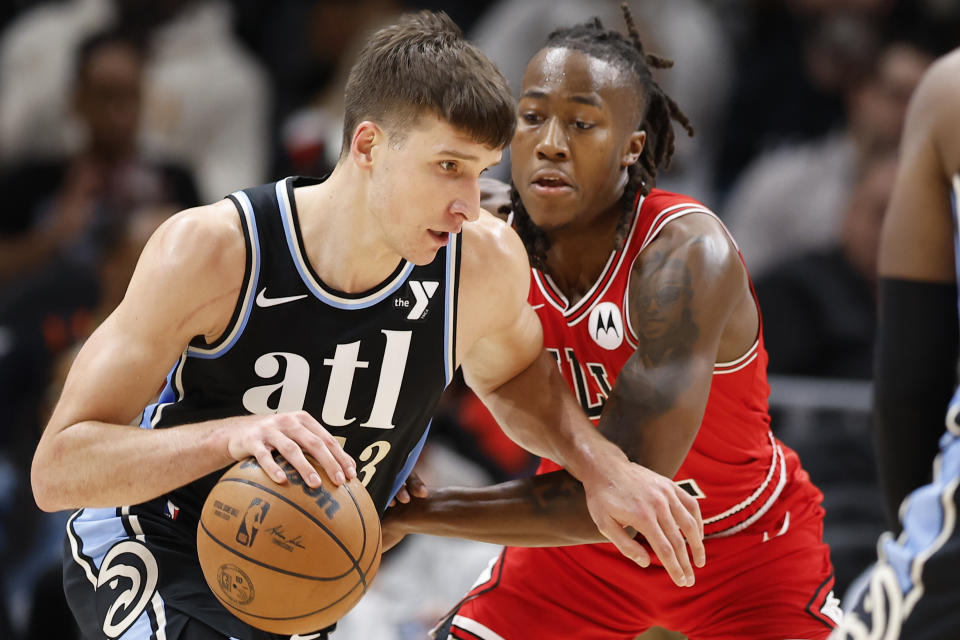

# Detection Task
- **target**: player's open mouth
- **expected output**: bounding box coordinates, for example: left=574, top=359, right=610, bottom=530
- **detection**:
left=429, top=229, right=450, bottom=245
left=530, top=171, right=574, bottom=195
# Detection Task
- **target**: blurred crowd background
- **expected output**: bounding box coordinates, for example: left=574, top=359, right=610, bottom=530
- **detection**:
left=1, top=0, right=958, bottom=638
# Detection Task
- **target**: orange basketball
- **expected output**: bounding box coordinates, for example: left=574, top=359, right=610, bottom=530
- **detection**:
left=197, top=455, right=382, bottom=634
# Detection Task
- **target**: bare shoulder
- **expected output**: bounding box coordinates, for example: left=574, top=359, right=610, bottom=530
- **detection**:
left=646, top=212, right=743, bottom=281
left=121, top=198, right=249, bottom=342
left=906, top=48, right=960, bottom=170
left=459, top=209, right=530, bottom=292
left=147, top=199, right=247, bottom=284
left=456, top=210, right=532, bottom=349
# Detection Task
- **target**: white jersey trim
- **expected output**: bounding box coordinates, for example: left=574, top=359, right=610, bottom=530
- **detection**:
left=187, top=189, right=260, bottom=358
left=704, top=432, right=787, bottom=538
left=277, top=178, right=415, bottom=309
left=714, top=339, right=761, bottom=375
left=530, top=195, right=645, bottom=323
left=451, top=615, right=507, bottom=640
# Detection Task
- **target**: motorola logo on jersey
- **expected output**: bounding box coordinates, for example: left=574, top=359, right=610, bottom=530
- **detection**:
left=588, top=302, right=624, bottom=350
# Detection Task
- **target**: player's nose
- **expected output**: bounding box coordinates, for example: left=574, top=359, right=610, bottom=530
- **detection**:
left=535, top=117, right=569, bottom=161
left=450, top=184, right=481, bottom=223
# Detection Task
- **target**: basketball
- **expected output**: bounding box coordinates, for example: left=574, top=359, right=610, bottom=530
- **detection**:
left=197, top=455, right=382, bottom=634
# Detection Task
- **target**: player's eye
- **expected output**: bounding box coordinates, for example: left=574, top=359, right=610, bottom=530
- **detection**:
left=521, top=112, right=543, bottom=125
left=439, top=160, right=458, bottom=172
left=574, top=120, right=594, bottom=130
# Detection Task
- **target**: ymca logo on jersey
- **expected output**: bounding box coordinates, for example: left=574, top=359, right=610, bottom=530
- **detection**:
left=588, top=302, right=624, bottom=350
left=394, top=280, right=439, bottom=321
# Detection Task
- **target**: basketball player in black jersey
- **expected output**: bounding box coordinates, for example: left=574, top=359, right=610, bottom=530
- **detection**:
left=30, top=11, right=704, bottom=640
left=829, top=47, right=960, bottom=639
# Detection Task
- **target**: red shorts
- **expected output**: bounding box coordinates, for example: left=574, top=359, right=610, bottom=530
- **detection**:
left=447, top=475, right=838, bottom=640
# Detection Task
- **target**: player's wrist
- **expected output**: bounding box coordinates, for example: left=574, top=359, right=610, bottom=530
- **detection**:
left=563, top=434, right=630, bottom=488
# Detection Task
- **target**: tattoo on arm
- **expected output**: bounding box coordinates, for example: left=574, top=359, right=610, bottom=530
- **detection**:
left=600, top=249, right=700, bottom=461
left=528, top=473, right=585, bottom=512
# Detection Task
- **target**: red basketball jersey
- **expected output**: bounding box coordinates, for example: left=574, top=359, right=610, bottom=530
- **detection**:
left=530, top=188, right=788, bottom=540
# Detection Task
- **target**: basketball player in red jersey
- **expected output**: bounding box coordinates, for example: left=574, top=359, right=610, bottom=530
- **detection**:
left=384, top=6, right=839, bottom=639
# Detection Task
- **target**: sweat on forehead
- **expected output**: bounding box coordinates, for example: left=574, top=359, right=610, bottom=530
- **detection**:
left=524, top=47, right=643, bottom=114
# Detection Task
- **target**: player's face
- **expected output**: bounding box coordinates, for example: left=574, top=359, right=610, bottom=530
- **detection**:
left=369, top=115, right=502, bottom=265
left=512, top=47, right=642, bottom=232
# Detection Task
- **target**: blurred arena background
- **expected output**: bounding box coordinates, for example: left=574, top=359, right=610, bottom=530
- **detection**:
left=1, top=1, right=958, bottom=638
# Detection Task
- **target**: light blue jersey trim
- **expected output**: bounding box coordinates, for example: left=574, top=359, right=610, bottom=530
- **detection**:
left=275, top=178, right=415, bottom=309
left=187, top=190, right=261, bottom=359
left=388, top=422, right=432, bottom=507
left=138, top=357, right=183, bottom=429
left=879, top=432, right=959, bottom=604
left=443, top=233, right=459, bottom=385
left=67, top=508, right=170, bottom=639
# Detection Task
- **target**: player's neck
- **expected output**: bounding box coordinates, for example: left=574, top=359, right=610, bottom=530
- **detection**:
left=294, top=167, right=404, bottom=294
left=542, top=204, right=621, bottom=305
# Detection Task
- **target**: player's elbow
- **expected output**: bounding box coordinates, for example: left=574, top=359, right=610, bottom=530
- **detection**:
left=31, top=446, right=69, bottom=513
left=31, top=470, right=62, bottom=513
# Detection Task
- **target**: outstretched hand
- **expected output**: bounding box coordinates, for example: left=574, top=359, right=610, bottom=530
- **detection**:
left=582, top=459, right=705, bottom=587
left=382, top=471, right=429, bottom=551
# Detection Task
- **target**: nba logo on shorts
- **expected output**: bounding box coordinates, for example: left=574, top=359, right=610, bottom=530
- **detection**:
left=589, top=302, right=624, bottom=350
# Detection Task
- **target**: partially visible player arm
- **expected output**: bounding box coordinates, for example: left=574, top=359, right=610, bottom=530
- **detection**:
left=874, top=52, right=960, bottom=528
left=597, top=215, right=750, bottom=477
left=393, top=215, right=745, bottom=559
left=457, top=213, right=703, bottom=586
left=31, top=201, right=355, bottom=512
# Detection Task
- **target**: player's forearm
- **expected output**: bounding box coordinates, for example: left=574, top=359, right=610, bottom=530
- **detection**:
left=479, top=349, right=630, bottom=484
left=32, top=419, right=234, bottom=511
left=390, top=471, right=604, bottom=546
left=597, top=358, right=705, bottom=479
left=874, top=278, right=958, bottom=528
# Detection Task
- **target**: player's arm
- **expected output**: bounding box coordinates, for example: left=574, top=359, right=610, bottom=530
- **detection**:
left=597, top=216, right=748, bottom=477
left=31, top=202, right=355, bottom=512
left=456, top=214, right=703, bottom=586
left=384, top=470, right=602, bottom=549
left=874, top=52, right=960, bottom=528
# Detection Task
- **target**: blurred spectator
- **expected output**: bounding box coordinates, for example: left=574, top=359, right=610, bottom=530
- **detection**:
left=0, top=0, right=269, bottom=201
left=0, top=29, right=200, bottom=284
left=464, top=0, right=732, bottom=202
left=715, top=0, right=895, bottom=190
left=755, top=154, right=898, bottom=379
left=0, top=28, right=198, bottom=637
left=723, top=41, right=931, bottom=277
left=277, top=1, right=404, bottom=177
left=431, top=375, right=538, bottom=483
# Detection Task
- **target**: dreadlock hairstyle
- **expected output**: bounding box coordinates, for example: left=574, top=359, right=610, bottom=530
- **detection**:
left=513, top=2, right=695, bottom=269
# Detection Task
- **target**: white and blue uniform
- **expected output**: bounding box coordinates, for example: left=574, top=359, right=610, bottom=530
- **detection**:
left=62, top=177, right=463, bottom=640
left=831, top=174, right=960, bottom=639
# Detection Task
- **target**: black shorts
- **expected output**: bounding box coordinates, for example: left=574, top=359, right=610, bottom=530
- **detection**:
left=62, top=502, right=330, bottom=640
left=831, top=429, right=960, bottom=639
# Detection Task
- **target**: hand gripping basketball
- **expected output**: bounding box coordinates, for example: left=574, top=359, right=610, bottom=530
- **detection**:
left=197, top=455, right=382, bottom=634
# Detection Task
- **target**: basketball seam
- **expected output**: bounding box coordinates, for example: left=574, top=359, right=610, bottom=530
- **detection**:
left=212, top=478, right=363, bottom=577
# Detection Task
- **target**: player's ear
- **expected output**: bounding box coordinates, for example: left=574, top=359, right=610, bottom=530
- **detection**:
left=351, top=121, right=382, bottom=169
left=621, top=130, right=645, bottom=167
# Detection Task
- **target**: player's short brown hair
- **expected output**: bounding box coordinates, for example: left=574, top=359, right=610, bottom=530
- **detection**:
left=341, top=11, right=515, bottom=156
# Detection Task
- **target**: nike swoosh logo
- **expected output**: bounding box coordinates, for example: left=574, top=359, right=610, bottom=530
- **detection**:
left=290, top=634, right=323, bottom=640
left=256, top=288, right=309, bottom=308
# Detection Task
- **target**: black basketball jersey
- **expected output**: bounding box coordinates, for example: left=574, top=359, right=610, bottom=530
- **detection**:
left=64, top=177, right=461, bottom=640
left=145, top=176, right=460, bottom=516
